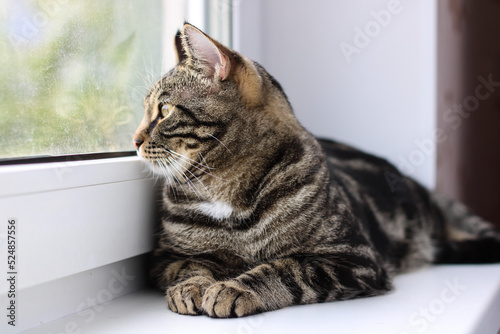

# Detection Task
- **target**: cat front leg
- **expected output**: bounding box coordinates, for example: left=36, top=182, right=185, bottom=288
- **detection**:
left=201, top=254, right=391, bottom=318
left=201, top=279, right=265, bottom=317
left=151, top=251, right=223, bottom=315
left=167, top=274, right=215, bottom=315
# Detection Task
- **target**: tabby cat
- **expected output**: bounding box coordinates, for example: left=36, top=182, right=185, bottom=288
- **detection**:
left=133, top=23, right=500, bottom=318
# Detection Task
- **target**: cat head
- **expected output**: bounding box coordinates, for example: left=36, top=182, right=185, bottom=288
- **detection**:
left=133, top=23, right=301, bottom=189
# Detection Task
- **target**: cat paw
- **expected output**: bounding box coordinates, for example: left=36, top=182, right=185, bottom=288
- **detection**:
left=166, top=276, right=213, bottom=315
left=201, top=281, right=264, bottom=318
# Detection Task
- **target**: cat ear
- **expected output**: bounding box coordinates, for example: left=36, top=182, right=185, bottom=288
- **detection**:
left=182, top=23, right=231, bottom=81
left=174, top=30, right=187, bottom=63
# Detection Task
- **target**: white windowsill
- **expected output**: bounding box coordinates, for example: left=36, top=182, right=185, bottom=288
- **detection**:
left=24, top=264, right=500, bottom=334
left=0, top=156, right=158, bottom=332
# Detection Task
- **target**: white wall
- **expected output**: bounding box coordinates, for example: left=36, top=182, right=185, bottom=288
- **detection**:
left=234, top=0, right=437, bottom=189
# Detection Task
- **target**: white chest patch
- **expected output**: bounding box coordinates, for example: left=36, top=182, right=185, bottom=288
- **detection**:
left=197, top=201, right=234, bottom=220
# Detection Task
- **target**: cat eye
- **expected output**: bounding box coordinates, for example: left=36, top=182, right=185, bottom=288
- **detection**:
left=160, top=103, right=174, bottom=118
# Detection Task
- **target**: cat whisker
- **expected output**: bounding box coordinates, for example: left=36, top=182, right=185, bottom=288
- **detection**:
left=162, top=159, right=181, bottom=201
left=155, top=154, right=194, bottom=200
left=166, top=149, right=225, bottom=181
left=160, top=54, right=168, bottom=91
left=175, top=156, right=224, bottom=182
left=138, top=68, right=155, bottom=90
left=166, top=149, right=214, bottom=170
left=140, top=56, right=159, bottom=89
left=156, top=157, right=171, bottom=181
left=198, top=152, right=210, bottom=167
left=140, top=160, right=162, bottom=185
left=205, top=133, right=233, bottom=155
left=132, top=71, right=157, bottom=94
left=173, top=159, right=210, bottom=194
left=127, top=84, right=147, bottom=98
left=166, top=157, right=203, bottom=200
left=158, top=157, right=186, bottom=199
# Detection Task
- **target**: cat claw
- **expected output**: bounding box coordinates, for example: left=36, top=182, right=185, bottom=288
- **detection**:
left=166, top=277, right=212, bottom=315
left=201, top=281, right=264, bottom=318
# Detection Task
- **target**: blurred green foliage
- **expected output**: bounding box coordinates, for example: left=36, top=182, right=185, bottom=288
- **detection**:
left=0, top=0, right=163, bottom=158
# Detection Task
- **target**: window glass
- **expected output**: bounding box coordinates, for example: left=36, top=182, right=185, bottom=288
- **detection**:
left=0, top=0, right=231, bottom=160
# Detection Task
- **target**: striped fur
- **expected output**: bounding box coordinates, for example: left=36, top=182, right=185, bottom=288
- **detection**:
left=134, top=24, right=500, bottom=318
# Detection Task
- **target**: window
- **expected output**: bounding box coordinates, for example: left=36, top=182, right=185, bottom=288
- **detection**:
left=0, top=1, right=232, bottom=332
left=0, top=0, right=232, bottom=161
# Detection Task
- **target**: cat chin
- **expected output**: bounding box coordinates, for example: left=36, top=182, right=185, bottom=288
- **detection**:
left=137, top=155, right=181, bottom=184
left=136, top=152, right=164, bottom=175
left=145, top=161, right=165, bottom=175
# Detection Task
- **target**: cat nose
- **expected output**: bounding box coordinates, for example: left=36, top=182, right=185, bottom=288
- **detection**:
left=133, top=127, right=146, bottom=149
left=133, top=139, right=143, bottom=150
